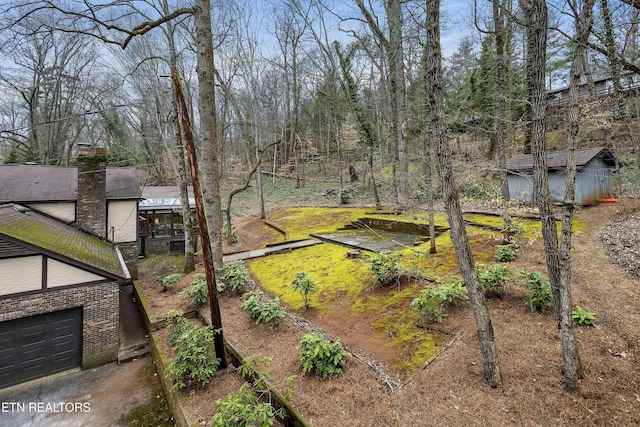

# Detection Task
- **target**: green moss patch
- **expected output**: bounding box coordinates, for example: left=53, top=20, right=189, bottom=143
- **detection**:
left=246, top=206, right=559, bottom=379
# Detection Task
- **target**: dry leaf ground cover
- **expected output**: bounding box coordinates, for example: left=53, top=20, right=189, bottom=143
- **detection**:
left=139, top=201, right=640, bottom=426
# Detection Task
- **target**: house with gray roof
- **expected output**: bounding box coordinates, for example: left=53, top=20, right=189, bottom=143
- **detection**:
left=506, top=147, right=616, bottom=206
left=0, top=152, right=142, bottom=389
left=0, top=203, right=129, bottom=388
left=0, top=156, right=141, bottom=277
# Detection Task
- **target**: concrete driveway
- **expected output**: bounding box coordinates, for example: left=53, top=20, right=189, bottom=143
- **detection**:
left=0, top=355, right=165, bottom=426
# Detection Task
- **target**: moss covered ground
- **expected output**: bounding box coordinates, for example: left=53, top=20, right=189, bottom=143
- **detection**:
left=246, top=206, right=577, bottom=378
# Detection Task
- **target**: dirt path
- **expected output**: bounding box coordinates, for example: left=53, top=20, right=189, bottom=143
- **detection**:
left=573, top=201, right=640, bottom=351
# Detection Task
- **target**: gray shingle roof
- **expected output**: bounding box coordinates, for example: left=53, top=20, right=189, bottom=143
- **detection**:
left=506, top=147, right=615, bottom=172
left=0, top=165, right=141, bottom=203
left=0, top=204, right=128, bottom=280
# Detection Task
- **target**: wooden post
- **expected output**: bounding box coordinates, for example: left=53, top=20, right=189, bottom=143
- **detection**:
left=171, top=72, right=228, bottom=368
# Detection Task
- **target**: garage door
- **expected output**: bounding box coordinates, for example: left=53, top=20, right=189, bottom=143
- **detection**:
left=0, top=308, right=82, bottom=389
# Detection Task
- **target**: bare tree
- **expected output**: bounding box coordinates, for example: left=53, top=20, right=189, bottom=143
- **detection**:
left=521, top=0, right=583, bottom=391
left=353, top=0, right=409, bottom=207
left=0, top=14, right=105, bottom=164
left=425, top=0, right=502, bottom=388
left=492, top=0, right=513, bottom=241
left=335, top=42, right=382, bottom=209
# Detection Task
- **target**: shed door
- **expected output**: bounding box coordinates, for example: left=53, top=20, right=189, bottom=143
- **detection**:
left=0, top=308, right=82, bottom=389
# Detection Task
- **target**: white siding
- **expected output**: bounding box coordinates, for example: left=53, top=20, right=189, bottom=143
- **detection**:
left=27, top=202, right=76, bottom=222
left=0, top=256, right=42, bottom=295
left=47, top=259, right=105, bottom=287
left=107, top=200, right=138, bottom=243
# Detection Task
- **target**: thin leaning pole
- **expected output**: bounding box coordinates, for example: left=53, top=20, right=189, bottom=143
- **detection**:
left=171, top=71, right=228, bottom=369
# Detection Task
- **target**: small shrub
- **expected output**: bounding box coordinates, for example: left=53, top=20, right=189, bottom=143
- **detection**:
left=411, top=188, right=426, bottom=202
left=572, top=306, right=595, bottom=326
left=477, top=263, right=514, bottom=298
left=459, top=183, right=488, bottom=200
left=410, top=282, right=468, bottom=323
left=494, top=245, right=516, bottom=262
left=242, top=290, right=285, bottom=326
left=181, top=274, right=208, bottom=308
left=166, top=325, right=220, bottom=390
left=210, top=383, right=281, bottom=427
left=501, top=221, right=525, bottom=243
left=370, top=251, right=403, bottom=286
left=237, top=356, right=297, bottom=402
left=166, top=310, right=193, bottom=347
left=298, top=332, right=348, bottom=379
left=338, top=188, right=352, bottom=204
left=159, top=273, right=181, bottom=292
left=408, top=247, right=427, bottom=278
left=219, top=261, right=251, bottom=294
left=520, top=271, right=553, bottom=313
left=290, top=272, right=319, bottom=310
left=222, top=222, right=239, bottom=244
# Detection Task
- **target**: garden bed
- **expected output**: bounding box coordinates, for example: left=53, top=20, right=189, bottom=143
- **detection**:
left=139, top=203, right=640, bottom=426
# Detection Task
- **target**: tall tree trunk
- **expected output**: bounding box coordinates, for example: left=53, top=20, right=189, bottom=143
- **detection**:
left=493, top=0, right=513, bottom=240
left=421, top=49, right=437, bottom=254
left=193, top=0, right=224, bottom=269
left=523, top=0, right=582, bottom=391
left=557, top=0, right=596, bottom=391
left=425, top=0, right=502, bottom=387
left=387, top=0, right=409, bottom=208
left=164, top=1, right=195, bottom=273
left=172, top=72, right=227, bottom=369
left=600, top=0, right=640, bottom=166
left=600, top=0, right=628, bottom=120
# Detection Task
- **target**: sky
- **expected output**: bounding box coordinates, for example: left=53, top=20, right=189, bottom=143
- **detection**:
left=250, top=0, right=474, bottom=60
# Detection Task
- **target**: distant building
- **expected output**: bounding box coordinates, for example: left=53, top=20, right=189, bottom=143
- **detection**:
left=506, top=147, right=616, bottom=206
left=546, top=73, right=640, bottom=107
left=138, top=186, right=197, bottom=256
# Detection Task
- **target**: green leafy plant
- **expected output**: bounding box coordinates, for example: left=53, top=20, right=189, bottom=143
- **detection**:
left=408, top=247, right=427, bottom=278
left=222, top=222, right=239, bottom=244
left=159, top=273, right=181, bottom=292
left=166, top=325, right=220, bottom=390
left=290, top=272, right=319, bottom=310
left=338, top=188, right=352, bottom=204
left=181, top=273, right=208, bottom=309
left=210, top=383, right=281, bottom=427
left=369, top=251, right=403, bottom=286
left=572, top=306, right=595, bottom=326
left=477, top=263, right=514, bottom=298
left=501, top=221, right=525, bottom=243
left=166, top=310, right=193, bottom=347
left=237, top=355, right=297, bottom=402
left=410, top=282, right=468, bottom=323
left=298, top=332, right=348, bottom=380
left=494, top=245, right=516, bottom=262
left=520, top=271, right=553, bottom=313
left=219, top=261, right=252, bottom=294
left=242, top=290, right=285, bottom=326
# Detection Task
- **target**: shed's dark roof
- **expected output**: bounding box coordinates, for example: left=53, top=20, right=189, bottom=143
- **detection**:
left=0, top=204, right=128, bottom=280
left=0, top=165, right=141, bottom=203
left=506, top=147, right=615, bottom=172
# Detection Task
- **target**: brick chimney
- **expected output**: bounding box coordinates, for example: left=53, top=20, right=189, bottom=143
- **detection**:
left=76, top=149, right=107, bottom=239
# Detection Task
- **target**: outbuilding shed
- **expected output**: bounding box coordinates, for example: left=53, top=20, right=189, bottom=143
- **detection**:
left=506, top=147, right=616, bottom=206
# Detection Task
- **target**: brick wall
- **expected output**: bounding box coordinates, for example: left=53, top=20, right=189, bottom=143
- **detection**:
left=118, top=241, right=138, bottom=280
left=0, top=282, right=119, bottom=369
left=77, top=154, right=107, bottom=239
